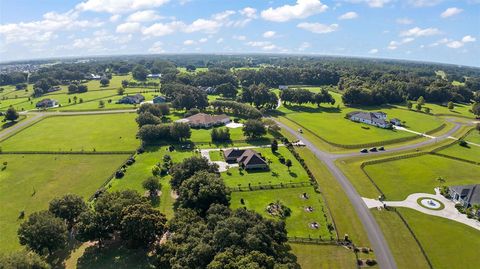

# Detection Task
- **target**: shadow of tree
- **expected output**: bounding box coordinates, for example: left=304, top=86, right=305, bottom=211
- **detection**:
left=77, top=243, right=153, bottom=269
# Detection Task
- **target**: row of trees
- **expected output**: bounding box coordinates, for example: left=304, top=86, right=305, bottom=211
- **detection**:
left=280, top=88, right=335, bottom=106
left=135, top=103, right=170, bottom=127
left=210, top=100, right=263, bottom=119
left=211, top=128, right=230, bottom=142
left=160, top=83, right=209, bottom=110
left=137, top=122, right=191, bottom=144
left=67, top=82, right=88, bottom=94
left=239, top=84, right=278, bottom=109
left=235, top=66, right=340, bottom=88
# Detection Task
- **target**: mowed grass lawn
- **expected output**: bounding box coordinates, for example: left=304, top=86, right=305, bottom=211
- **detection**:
left=0, top=154, right=129, bottom=252
left=0, top=113, right=139, bottom=152
left=438, top=133, right=480, bottom=163
left=277, top=91, right=445, bottom=146
left=109, top=146, right=200, bottom=219
left=222, top=147, right=310, bottom=188
left=363, top=154, right=480, bottom=200
left=372, top=210, right=431, bottom=269
left=189, top=126, right=274, bottom=148
left=290, top=243, right=356, bottom=269
left=231, top=187, right=333, bottom=239
left=398, top=208, right=480, bottom=269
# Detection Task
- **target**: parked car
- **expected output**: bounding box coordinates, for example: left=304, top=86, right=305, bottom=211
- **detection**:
left=378, top=146, right=385, bottom=151
left=360, top=148, right=368, bottom=153
left=369, top=147, right=377, bottom=152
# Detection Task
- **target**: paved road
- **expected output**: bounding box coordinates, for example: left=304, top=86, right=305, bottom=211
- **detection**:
left=274, top=117, right=471, bottom=269
left=275, top=119, right=399, bottom=269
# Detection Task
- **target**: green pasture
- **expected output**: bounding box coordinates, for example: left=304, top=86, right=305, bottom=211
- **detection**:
left=277, top=90, right=444, bottom=147
left=0, top=154, right=129, bottom=252
left=0, top=113, right=139, bottom=152
left=372, top=210, right=431, bottom=269
left=222, top=147, right=310, bottom=188
left=189, top=126, right=274, bottom=146
left=398, top=208, right=480, bottom=269
left=363, top=154, right=480, bottom=200
left=231, top=186, right=333, bottom=239
left=290, top=243, right=356, bottom=269
left=109, top=146, right=200, bottom=219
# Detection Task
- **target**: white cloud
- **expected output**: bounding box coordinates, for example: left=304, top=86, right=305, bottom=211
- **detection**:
left=110, top=14, right=121, bottom=22
left=261, top=0, right=328, bottom=22
left=72, top=32, right=132, bottom=51
left=183, top=39, right=195, bottom=45
left=246, top=41, right=278, bottom=51
left=76, top=0, right=170, bottom=14
left=263, top=31, right=276, bottom=38
left=348, top=0, right=392, bottom=8
left=443, top=35, right=476, bottom=49
left=126, top=10, right=162, bottom=22
left=408, top=0, right=442, bottom=7
left=387, top=37, right=414, bottom=50
left=240, top=7, right=257, bottom=18
left=116, top=22, right=141, bottom=33
left=212, top=10, right=236, bottom=21
left=216, top=38, right=224, bottom=43
left=142, top=21, right=185, bottom=36
left=184, top=19, right=221, bottom=33
left=199, top=37, right=208, bottom=43
left=369, top=48, right=379, bottom=54
left=233, top=35, right=246, bottom=40
left=338, top=11, right=358, bottom=20
left=0, top=10, right=102, bottom=44
left=297, top=22, right=338, bottom=34
left=298, top=42, right=311, bottom=51
left=440, top=7, right=463, bottom=18
left=148, top=41, right=164, bottom=53
left=462, top=35, right=476, bottom=43
left=400, top=27, right=441, bottom=37
left=396, top=18, right=413, bottom=25
left=446, top=41, right=464, bottom=49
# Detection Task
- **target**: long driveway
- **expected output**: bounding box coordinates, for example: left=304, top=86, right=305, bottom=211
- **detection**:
left=275, top=119, right=399, bottom=269
left=274, top=116, right=471, bottom=269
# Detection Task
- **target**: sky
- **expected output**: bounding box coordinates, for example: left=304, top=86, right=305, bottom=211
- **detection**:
left=0, top=0, right=479, bottom=66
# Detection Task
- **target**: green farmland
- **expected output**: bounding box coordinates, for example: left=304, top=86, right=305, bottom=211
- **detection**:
left=276, top=90, right=446, bottom=147
left=0, top=113, right=139, bottom=152
left=231, top=186, right=333, bottom=239
left=363, top=154, right=480, bottom=200
left=0, top=154, right=129, bottom=252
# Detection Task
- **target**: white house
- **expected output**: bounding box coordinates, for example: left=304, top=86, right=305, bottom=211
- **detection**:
left=147, top=74, right=162, bottom=79
left=347, top=111, right=391, bottom=128
left=279, top=85, right=288, bottom=90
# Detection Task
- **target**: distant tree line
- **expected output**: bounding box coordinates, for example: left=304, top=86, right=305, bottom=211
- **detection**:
left=280, top=88, right=335, bottom=106
left=210, top=100, right=263, bottom=119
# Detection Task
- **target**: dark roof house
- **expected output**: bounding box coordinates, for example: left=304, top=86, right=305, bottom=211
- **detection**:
left=223, top=149, right=268, bottom=170
left=117, top=93, right=145, bottom=104
left=449, top=184, right=480, bottom=208
left=36, top=98, right=58, bottom=108
left=153, top=96, right=167, bottom=104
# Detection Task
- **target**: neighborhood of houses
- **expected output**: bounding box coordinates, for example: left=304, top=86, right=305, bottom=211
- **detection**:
left=347, top=111, right=402, bottom=129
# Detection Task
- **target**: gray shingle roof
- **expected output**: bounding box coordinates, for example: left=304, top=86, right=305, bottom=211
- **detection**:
left=450, top=184, right=480, bottom=205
